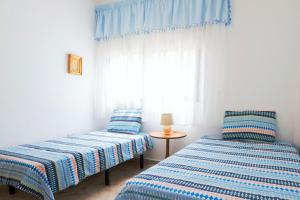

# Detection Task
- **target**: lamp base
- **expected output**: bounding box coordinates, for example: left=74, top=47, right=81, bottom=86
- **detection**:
left=163, top=126, right=172, bottom=135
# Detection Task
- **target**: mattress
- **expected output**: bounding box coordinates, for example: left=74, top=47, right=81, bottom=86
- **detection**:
left=116, top=137, right=300, bottom=200
left=0, top=131, right=153, bottom=200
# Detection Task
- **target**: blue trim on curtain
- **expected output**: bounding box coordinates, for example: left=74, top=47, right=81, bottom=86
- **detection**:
left=95, top=0, right=231, bottom=41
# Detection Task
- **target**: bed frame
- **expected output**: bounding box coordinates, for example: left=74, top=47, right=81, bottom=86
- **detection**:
left=8, top=154, right=144, bottom=195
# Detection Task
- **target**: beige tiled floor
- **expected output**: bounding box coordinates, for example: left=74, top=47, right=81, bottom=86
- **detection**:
left=0, top=159, right=157, bottom=200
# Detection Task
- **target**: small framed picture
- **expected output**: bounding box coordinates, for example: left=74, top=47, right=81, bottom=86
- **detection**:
left=68, top=54, right=82, bottom=75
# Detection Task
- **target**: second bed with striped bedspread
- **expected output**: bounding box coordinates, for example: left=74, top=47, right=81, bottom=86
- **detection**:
left=116, top=137, right=300, bottom=200
left=0, top=131, right=153, bottom=200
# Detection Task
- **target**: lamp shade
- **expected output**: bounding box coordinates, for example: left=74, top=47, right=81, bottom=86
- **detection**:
left=160, top=113, right=173, bottom=126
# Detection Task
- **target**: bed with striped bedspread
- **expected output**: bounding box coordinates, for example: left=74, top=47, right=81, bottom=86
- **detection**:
left=116, top=137, right=300, bottom=200
left=0, top=131, right=153, bottom=200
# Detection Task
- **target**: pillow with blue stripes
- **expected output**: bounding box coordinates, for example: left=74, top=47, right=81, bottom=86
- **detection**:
left=222, top=110, right=277, bottom=143
left=107, top=108, right=142, bottom=134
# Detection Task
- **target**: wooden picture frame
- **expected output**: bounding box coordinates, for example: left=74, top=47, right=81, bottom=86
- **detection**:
left=68, top=54, right=82, bottom=75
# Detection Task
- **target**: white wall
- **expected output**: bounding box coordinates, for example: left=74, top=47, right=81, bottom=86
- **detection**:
left=225, top=0, right=299, bottom=143
left=0, top=0, right=96, bottom=147
left=294, top=0, right=300, bottom=150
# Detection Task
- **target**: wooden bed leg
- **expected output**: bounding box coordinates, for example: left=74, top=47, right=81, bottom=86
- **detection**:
left=140, top=154, right=144, bottom=169
left=8, top=186, right=16, bottom=195
left=105, top=169, right=110, bottom=186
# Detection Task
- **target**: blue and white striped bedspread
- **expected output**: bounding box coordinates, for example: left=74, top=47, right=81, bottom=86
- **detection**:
left=0, top=131, right=153, bottom=200
left=116, top=137, right=300, bottom=200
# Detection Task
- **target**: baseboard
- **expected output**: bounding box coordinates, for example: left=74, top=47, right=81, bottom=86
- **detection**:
left=144, top=157, right=162, bottom=163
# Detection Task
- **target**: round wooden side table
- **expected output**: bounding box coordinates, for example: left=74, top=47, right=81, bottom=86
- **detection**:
left=150, top=131, right=187, bottom=158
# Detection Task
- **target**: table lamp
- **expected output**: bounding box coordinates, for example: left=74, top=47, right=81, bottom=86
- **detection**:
left=161, top=113, right=173, bottom=135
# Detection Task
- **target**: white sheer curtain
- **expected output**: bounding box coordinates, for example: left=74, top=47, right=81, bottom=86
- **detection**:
left=95, top=26, right=228, bottom=132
